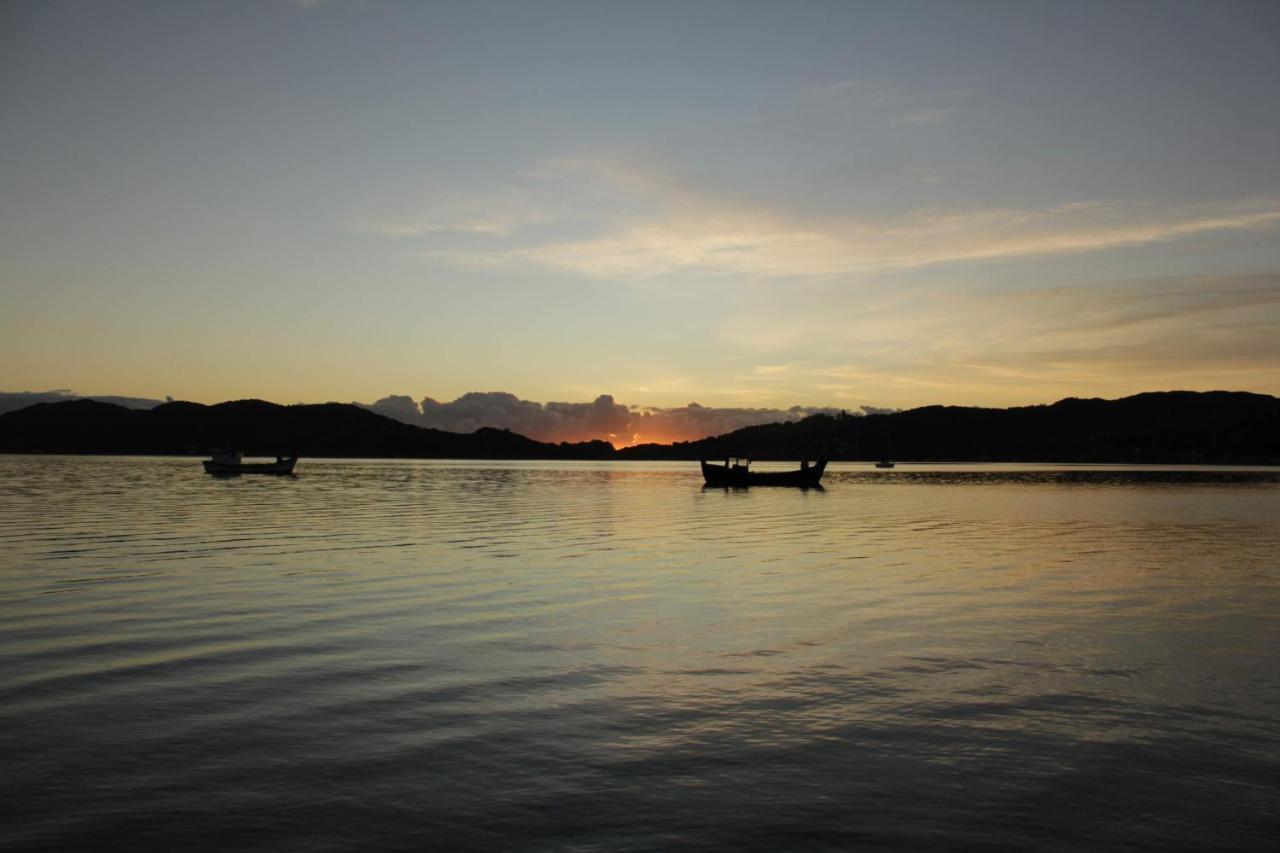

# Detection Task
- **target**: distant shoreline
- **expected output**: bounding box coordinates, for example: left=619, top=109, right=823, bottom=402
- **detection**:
left=5, top=452, right=1280, bottom=473
left=2, top=391, right=1278, bottom=466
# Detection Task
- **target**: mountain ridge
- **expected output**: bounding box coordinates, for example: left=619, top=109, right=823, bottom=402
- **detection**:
left=1, top=391, right=1277, bottom=464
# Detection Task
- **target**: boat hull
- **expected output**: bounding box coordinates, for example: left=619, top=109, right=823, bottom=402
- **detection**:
left=203, top=457, right=298, bottom=475
left=700, top=459, right=826, bottom=488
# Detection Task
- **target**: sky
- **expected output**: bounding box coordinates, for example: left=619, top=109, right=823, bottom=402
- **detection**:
left=3, top=0, right=1279, bottom=437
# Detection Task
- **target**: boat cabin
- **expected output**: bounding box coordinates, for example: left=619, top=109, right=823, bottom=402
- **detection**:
left=700, top=456, right=826, bottom=487
left=716, top=457, right=817, bottom=471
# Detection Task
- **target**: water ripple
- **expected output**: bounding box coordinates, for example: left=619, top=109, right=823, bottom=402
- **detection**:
left=1, top=456, right=1278, bottom=851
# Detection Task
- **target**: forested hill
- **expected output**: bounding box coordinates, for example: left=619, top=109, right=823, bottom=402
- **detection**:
left=1, top=391, right=1277, bottom=463
left=0, top=399, right=613, bottom=459
left=617, top=391, right=1280, bottom=464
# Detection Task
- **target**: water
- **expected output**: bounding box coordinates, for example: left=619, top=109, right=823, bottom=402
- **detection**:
left=2, top=456, right=1278, bottom=851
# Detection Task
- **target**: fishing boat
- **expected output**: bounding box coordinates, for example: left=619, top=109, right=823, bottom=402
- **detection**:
left=700, top=457, right=826, bottom=488
left=203, top=449, right=298, bottom=475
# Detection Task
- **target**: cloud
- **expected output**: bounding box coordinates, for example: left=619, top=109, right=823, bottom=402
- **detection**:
left=627, top=401, right=849, bottom=444
left=901, top=108, right=956, bottom=126
left=719, top=272, right=1280, bottom=405
left=490, top=197, right=1280, bottom=280
left=355, top=190, right=558, bottom=238
left=817, top=80, right=973, bottom=126
left=0, top=390, right=165, bottom=416
left=364, top=157, right=1280, bottom=281
left=359, top=391, right=857, bottom=445
left=363, top=392, right=632, bottom=443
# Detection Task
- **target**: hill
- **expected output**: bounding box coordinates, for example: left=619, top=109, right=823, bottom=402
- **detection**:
left=1, top=391, right=1277, bottom=463
left=0, top=399, right=613, bottom=459
left=617, top=391, right=1280, bottom=464
left=0, top=390, right=164, bottom=416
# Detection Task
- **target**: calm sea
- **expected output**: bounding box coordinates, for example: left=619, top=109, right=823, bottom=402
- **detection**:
left=3, top=456, right=1279, bottom=851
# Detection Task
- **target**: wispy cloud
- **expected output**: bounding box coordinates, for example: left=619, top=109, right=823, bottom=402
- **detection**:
left=362, top=158, right=1280, bottom=281
left=425, top=196, right=1280, bottom=280
left=718, top=272, right=1280, bottom=405
left=816, top=80, right=974, bottom=127
left=901, top=108, right=957, bottom=126
left=354, top=188, right=560, bottom=237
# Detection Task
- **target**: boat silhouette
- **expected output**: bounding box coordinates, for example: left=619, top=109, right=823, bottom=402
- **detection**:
left=700, top=457, right=826, bottom=488
left=203, top=449, right=298, bottom=475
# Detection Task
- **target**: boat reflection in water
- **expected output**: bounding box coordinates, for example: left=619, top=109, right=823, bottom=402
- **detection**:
left=700, top=457, right=826, bottom=488
left=203, top=449, right=299, bottom=475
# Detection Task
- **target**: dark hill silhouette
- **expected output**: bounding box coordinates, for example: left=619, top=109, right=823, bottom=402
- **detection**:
left=1, top=391, right=1277, bottom=463
left=617, top=391, right=1280, bottom=464
left=0, top=390, right=165, bottom=416
left=0, top=399, right=613, bottom=459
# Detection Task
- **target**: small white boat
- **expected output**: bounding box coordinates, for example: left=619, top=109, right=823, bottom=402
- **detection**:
left=203, top=450, right=298, bottom=475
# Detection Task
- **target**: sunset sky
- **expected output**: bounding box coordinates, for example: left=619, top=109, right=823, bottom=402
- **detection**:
left=3, top=0, right=1279, bottom=420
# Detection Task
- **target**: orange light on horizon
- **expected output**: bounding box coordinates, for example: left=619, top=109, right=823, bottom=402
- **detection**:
left=608, top=433, right=642, bottom=449
left=558, top=430, right=705, bottom=448
left=610, top=432, right=693, bottom=449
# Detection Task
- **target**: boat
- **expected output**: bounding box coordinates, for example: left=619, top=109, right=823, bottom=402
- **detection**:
left=875, top=460, right=895, bottom=469
left=203, top=449, right=298, bottom=475
left=700, top=457, right=826, bottom=488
